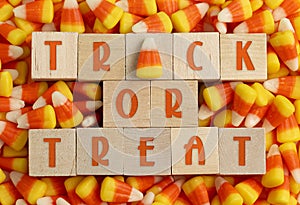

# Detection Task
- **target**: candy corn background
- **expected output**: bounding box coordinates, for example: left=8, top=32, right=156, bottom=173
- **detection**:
left=1, top=0, right=300, bottom=204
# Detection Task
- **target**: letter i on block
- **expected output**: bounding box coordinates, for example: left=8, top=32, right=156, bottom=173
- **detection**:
left=77, top=128, right=124, bottom=175
left=173, top=33, right=220, bottom=81
left=28, top=129, right=76, bottom=176
left=78, top=34, right=125, bottom=81
left=171, top=127, right=219, bottom=175
left=123, top=128, right=171, bottom=175
left=220, top=34, right=267, bottom=81
left=219, top=128, right=265, bottom=175
left=31, top=32, right=78, bottom=80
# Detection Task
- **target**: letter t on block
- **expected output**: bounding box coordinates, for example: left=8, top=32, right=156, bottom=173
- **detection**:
left=28, top=129, right=76, bottom=176
left=31, top=32, right=78, bottom=80
left=219, top=128, right=265, bottom=175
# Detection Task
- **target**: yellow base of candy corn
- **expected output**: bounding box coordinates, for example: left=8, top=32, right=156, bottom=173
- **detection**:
left=261, top=168, right=284, bottom=188
left=0, top=169, right=5, bottom=184
left=7, top=29, right=27, bottom=46
left=10, top=130, right=28, bottom=152
left=60, top=24, right=85, bottom=34
left=59, top=111, right=83, bottom=128
left=27, top=180, right=47, bottom=204
left=136, top=66, right=163, bottom=79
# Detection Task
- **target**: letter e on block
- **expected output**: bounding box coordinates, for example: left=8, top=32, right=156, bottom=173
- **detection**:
left=78, top=34, right=125, bottom=81
left=77, top=128, right=124, bottom=175
left=220, top=34, right=267, bottom=81
left=219, top=128, right=265, bottom=175
left=31, top=32, right=78, bottom=80
left=171, top=127, right=219, bottom=175
left=28, top=129, right=76, bottom=176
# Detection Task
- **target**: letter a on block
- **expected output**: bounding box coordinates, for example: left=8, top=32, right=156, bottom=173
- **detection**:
left=220, top=34, right=267, bottom=81
left=184, top=136, right=205, bottom=165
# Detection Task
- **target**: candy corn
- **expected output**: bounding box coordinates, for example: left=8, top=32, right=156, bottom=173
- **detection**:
left=17, top=105, right=57, bottom=129
left=2, top=60, right=28, bottom=85
left=277, top=114, right=300, bottom=143
left=10, top=171, right=47, bottom=204
left=41, top=177, right=67, bottom=196
left=0, top=43, right=23, bottom=64
left=2, top=145, right=28, bottom=157
left=0, top=71, right=13, bottom=97
left=182, top=176, right=210, bottom=205
left=156, top=0, right=179, bottom=16
left=0, top=22, right=27, bottom=45
left=264, top=0, right=284, bottom=9
left=154, top=178, right=185, bottom=204
left=6, top=106, right=32, bottom=123
left=207, top=6, right=227, bottom=34
left=101, top=176, right=143, bottom=203
left=235, top=177, right=263, bottom=205
left=267, top=44, right=280, bottom=74
left=136, top=191, right=155, bottom=205
left=13, top=0, right=54, bottom=23
left=116, top=0, right=157, bottom=16
left=11, top=82, right=48, bottom=104
left=264, top=76, right=300, bottom=99
left=52, top=91, right=83, bottom=128
left=74, top=100, right=102, bottom=114
left=171, top=3, right=209, bottom=32
left=146, top=176, right=174, bottom=195
left=0, top=1, right=14, bottom=22
left=213, top=109, right=233, bottom=128
left=0, top=157, right=27, bottom=173
left=60, top=0, right=85, bottom=33
left=0, top=181, right=22, bottom=205
left=215, top=176, right=243, bottom=205
left=64, top=176, right=86, bottom=205
left=218, top=0, right=253, bottom=23
left=0, top=97, right=25, bottom=112
left=126, top=176, right=163, bottom=193
left=119, top=12, right=143, bottom=34
left=272, top=0, right=300, bottom=21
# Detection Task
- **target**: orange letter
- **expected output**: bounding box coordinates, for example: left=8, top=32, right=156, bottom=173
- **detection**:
left=236, top=41, right=255, bottom=70
left=184, top=136, right=205, bottom=165
left=165, top=89, right=182, bottom=118
left=187, top=41, right=203, bottom=70
left=43, top=138, right=61, bottom=167
left=92, top=137, right=109, bottom=166
left=116, top=89, right=138, bottom=118
left=138, top=137, right=155, bottom=166
left=233, top=136, right=251, bottom=166
left=93, top=42, right=110, bottom=71
left=44, top=41, right=62, bottom=70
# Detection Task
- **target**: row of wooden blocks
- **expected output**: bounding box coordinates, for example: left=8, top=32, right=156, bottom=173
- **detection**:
left=32, top=32, right=267, bottom=82
left=29, top=127, right=265, bottom=177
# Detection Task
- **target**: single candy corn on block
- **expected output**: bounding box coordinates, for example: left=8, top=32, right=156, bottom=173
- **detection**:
left=233, top=10, right=274, bottom=34
left=171, top=3, right=209, bottom=32
left=13, top=0, right=54, bottom=23
left=267, top=166, right=290, bottom=205
left=64, top=176, right=86, bottom=205
left=0, top=22, right=27, bottom=45
left=2, top=145, right=28, bottom=157
left=269, top=30, right=299, bottom=71
left=277, top=114, right=300, bottom=142
left=33, top=81, right=72, bottom=109
left=136, top=38, right=163, bottom=79
left=262, top=95, right=295, bottom=133
left=101, top=176, right=143, bottom=203
left=0, top=97, right=25, bottom=112
left=264, top=76, right=300, bottom=99
left=156, top=0, right=178, bottom=16
left=261, top=144, right=284, bottom=188
left=0, top=1, right=13, bottom=22
left=218, top=0, right=252, bottom=22
left=12, top=82, right=48, bottom=105
left=68, top=82, right=101, bottom=101
left=17, top=105, right=56, bottom=129
left=10, top=171, right=47, bottom=204
left=154, top=178, right=185, bottom=204
left=146, top=176, right=174, bottom=195
left=0, top=157, right=27, bottom=173
left=86, top=0, right=123, bottom=29
left=235, top=178, right=263, bottom=205
left=75, top=176, right=103, bottom=205
left=126, top=176, right=163, bottom=193
left=0, top=71, right=13, bottom=97
left=0, top=182, right=22, bottom=205
left=273, top=0, right=300, bottom=21
left=231, top=83, right=257, bottom=127
left=203, top=82, right=241, bottom=111
left=116, top=0, right=157, bottom=16
left=132, top=12, right=173, bottom=33
left=279, top=142, right=300, bottom=183
left=119, top=12, right=143, bottom=34
left=0, top=120, right=28, bottom=151
left=60, top=0, right=85, bottom=33
left=41, top=177, right=67, bottom=196
left=267, top=44, right=280, bottom=74
left=0, top=43, right=23, bottom=64
left=215, top=176, right=243, bottom=205
left=182, top=176, right=210, bottom=205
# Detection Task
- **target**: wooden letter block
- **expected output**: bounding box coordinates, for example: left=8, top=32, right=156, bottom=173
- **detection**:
left=78, top=34, right=125, bottom=81
left=31, top=32, right=78, bottom=80
left=219, top=128, right=265, bottom=175
left=29, top=129, right=76, bottom=176
left=173, top=33, right=220, bottom=81
left=123, top=128, right=171, bottom=175
left=126, top=33, right=173, bottom=80
left=77, top=128, right=124, bottom=175
left=151, top=80, right=198, bottom=127
left=220, top=34, right=267, bottom=81
left=171, top=127, right=219, bottom=175
left=103, top=81, right=150, bottom=127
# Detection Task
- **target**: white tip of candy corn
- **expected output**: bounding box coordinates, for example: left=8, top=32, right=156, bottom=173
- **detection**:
left=218, top=8, right=232, bottom=22
left=263, top=78, right=279, bottom=93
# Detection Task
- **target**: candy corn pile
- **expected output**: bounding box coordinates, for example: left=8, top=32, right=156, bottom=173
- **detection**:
left=1, top=0, right=300, bottom=204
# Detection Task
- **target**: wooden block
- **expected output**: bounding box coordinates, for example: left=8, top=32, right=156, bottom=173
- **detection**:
left=126, top=33, right=173, bottom=80
left=103, top=81, right=150, bottom=127
left=31, top=32, right=78, bottom=80
left=77, top=128, right=124, bottom=175
left=219, top=128, right=265, bottom=175
left=173, top=33, right=220, bottom=81
left=171, top=127, right=219, bottom=175
left=151, top=80, right=198, bottom=127
left=29, top=129, right=76, bottom=176
left=78, top=34, right=125, bottom=81
left=220, top=34, right=267, bottom=81
left=123, top=128, right=171, bottom=175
